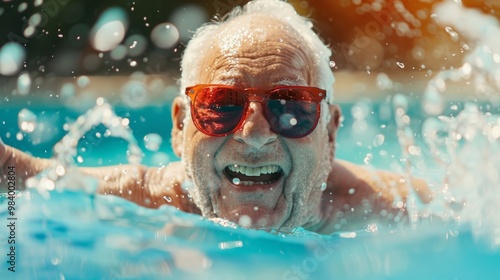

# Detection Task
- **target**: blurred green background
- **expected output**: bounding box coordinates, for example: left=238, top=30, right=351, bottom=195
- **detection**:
left=0, top=0, right=499, bottom=77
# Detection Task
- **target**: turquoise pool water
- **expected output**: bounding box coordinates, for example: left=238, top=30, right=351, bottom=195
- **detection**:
left=1, top=101, right=500, bottom=279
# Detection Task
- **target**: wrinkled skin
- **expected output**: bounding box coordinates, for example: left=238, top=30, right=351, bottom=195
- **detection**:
left=171, top=15, right=340, bottom=230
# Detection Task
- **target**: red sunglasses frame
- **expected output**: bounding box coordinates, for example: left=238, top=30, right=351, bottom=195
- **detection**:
left=185, top=84, right=327, bottom=138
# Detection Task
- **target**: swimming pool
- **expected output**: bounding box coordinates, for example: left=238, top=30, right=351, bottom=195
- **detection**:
left=2, top=0, right=500, bottom=278
left=1, top=99, right=500, bottom=280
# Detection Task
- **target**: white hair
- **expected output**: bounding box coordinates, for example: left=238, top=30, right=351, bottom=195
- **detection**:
left=179, top=0, right=335, bottom=106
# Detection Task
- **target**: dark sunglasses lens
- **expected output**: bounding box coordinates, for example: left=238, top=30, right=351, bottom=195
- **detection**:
left=193, top=87, right=246, bottom=135
left=266, top=89, right=319, bottom=138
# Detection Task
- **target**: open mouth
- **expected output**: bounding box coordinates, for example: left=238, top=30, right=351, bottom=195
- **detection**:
left=224, top=164, right=283, bottom=186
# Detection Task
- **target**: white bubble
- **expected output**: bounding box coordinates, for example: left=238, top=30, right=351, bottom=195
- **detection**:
left=17, top=72, right=31, bottom=95
left=90, top=8, right=128, bottom=52
left=151, top=152, right=170, bottom=166
left=18, top=2, right=28, bottom=12
left=110, top=45, right=127, bottom=60
left=238, top=215, right=252, bottom=227
left=170, top=4, right=209, bottom=42
left=373, top=134, right=385, bottom=147
left=61, top=83, right=75, bottom=98
left=55, top=165, right=66, bottom=176
left=77, top=75, right=90, bottom=88
left=18, top=108, right=37, bottom=133
left=375, top=73, right=393, bottom=90
left=150, top=23, right=179, bottom=49
left=0, top=42, right=26, bottom=76
left=24, top=26, right=36, bottom=38
left=143, top=133, right=163, bottom=152
left=121, top=80, right=148, bottom=108
left=29, top=13, right=42, bottom=26
left=232, top=178, right=241, bottom=185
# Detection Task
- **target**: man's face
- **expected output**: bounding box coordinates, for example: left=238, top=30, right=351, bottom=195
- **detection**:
left=175, top=16, right=337, bottom=230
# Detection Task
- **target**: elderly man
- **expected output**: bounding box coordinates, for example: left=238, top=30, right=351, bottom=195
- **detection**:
left=0, top=0, right=430, bottom=233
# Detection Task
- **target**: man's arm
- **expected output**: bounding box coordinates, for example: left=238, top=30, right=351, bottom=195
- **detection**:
left=81, top=162, right=199, bottom=212
left=0, top=140, right=52, bottom=191
left=1, top=139, right=198, bottom=213
left=317, top=159, right=433, bottom=233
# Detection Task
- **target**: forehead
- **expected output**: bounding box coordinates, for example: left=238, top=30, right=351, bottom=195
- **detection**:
left=198, top=15, right=315, bottom=87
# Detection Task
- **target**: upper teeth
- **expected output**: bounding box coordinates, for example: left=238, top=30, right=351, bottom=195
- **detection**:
left=228, top=165, right=280, bottom=176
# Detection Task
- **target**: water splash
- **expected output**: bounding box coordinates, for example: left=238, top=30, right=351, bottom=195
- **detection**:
left=392, top=94, right=422, bottom=226
left=415, top=1, right=500, bottom=246
left=430, top=0, right=500, bottom=102
left=26, top=97, right=143, bottom=196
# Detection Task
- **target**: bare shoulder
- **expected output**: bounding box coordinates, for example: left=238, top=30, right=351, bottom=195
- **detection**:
left=329, top=159, right=431, bottom=203
left=316, top=159, right=432, bottom=232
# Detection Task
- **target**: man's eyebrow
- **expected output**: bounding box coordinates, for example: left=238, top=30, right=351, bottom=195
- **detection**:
left=271, top=78, right=307, bottom=86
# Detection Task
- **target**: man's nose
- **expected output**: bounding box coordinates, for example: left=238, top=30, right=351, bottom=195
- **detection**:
left=233, top=102, right=278, bottom=148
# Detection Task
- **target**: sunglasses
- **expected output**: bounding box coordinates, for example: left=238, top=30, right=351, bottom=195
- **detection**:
left=185, top=84, right=327, bottom=138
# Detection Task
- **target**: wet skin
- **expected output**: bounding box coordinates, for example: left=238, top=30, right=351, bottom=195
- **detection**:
left=0, top=16, right=432, bottom=234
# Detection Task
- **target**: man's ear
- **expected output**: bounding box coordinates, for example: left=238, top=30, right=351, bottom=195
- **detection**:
left=171, top=97, right=186, bottom=157
left=327, top=104, right=341, bottom=144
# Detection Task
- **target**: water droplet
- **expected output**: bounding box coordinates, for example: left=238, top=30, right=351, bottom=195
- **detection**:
left=17, top=2, right=28, bottom=12
left=125, top=34, right=148, bottom=57
left=163, top=196, right=172, bottom=203
left=29, top=13, right=42, bottom=26
left=143, top=133, right=163, bottom=152
left=77, top=75, right=90, bottom=88
left=254, top=206, right=259, bottom=211
left=329, top=61, right=336, bottom=68
left=18, top=108, right=37, bottom=133
left=373, top=134, right=385, bottom=147
left=121, top=80, right=148, bottom=108
left=232, top=178, right=241, bottom=185
left=348, top=188, right=355, bottom=195
left=150, top=23, right=179, bottom=49
left=363, top=153, right=372, bottom=164
left=445, top=26, right=459, bottom=41
left=55, top=165, right=66, bottom=176
left=238, top=215, right=252, bottom=227
left=375, top=73, right=393, bottom=90
left=90, top=7, right=128, bottom=52
left=17, top=72, right=31, bottom=95
left=320, top=182, right=327, bottom=191
left=0, top=42, right=26, bottom=76
left=110, top=45, right=127, bottom=60
left=396, top=61, right=405, bottom=68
